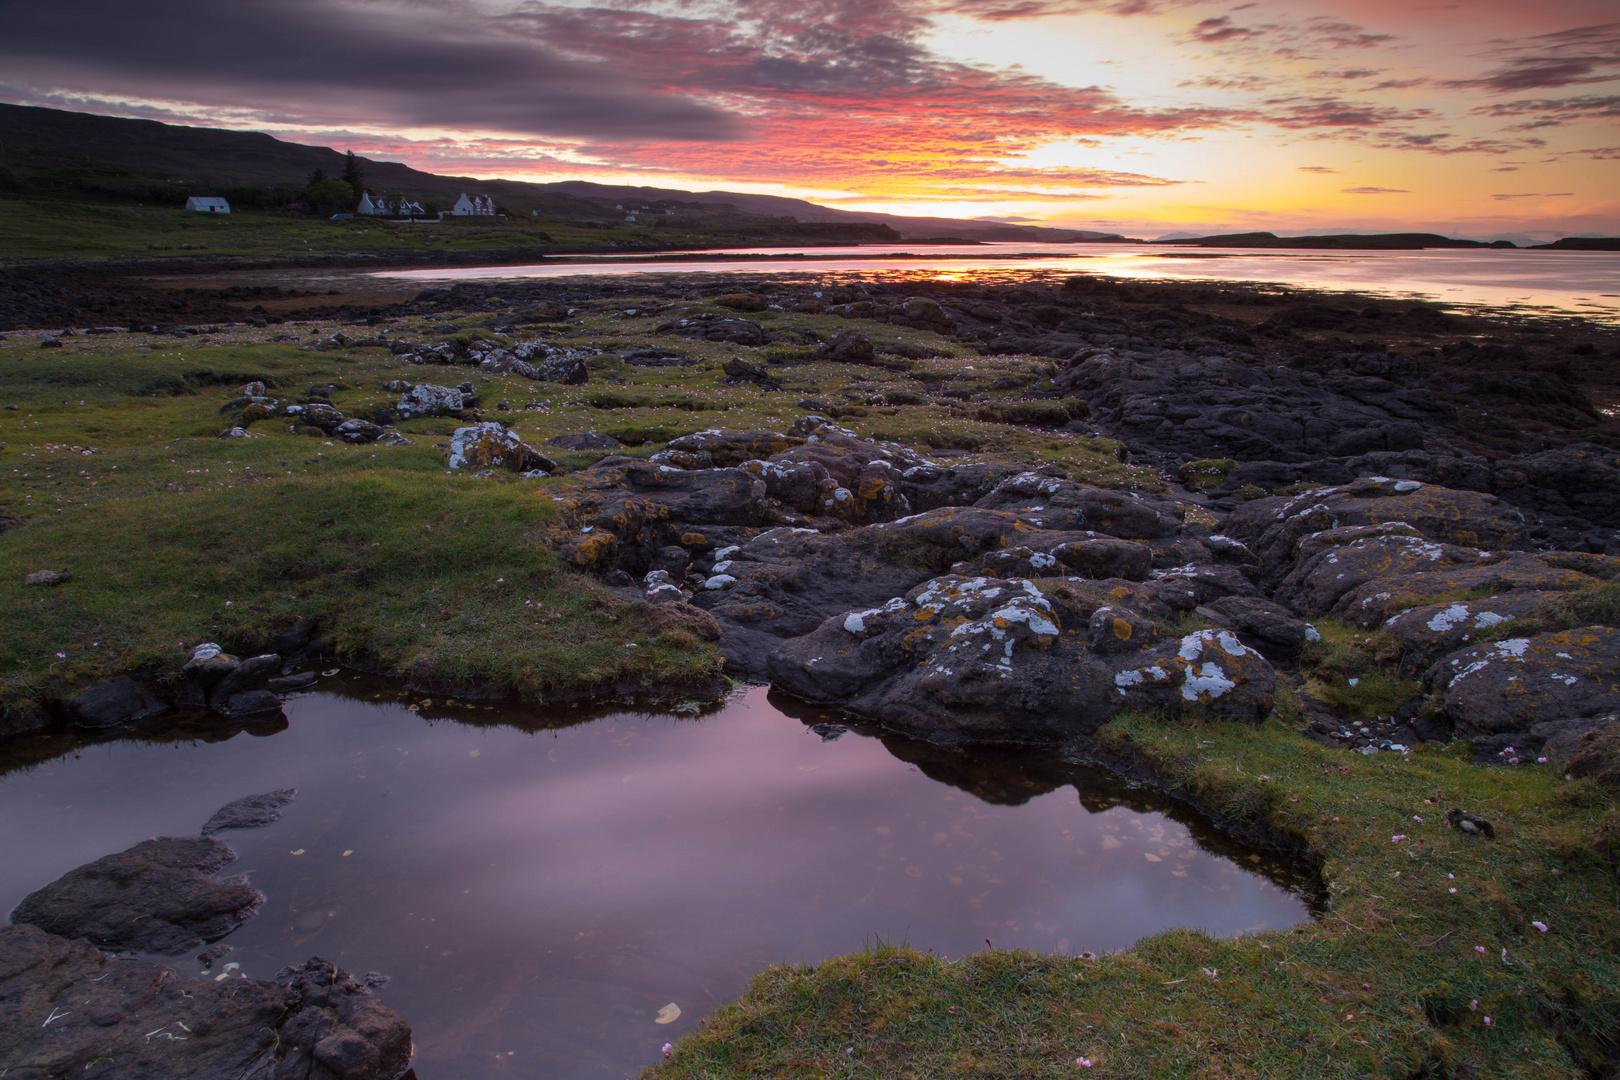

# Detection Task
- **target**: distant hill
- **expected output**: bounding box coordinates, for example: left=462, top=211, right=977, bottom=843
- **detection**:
left=1161, top=231, right=1514, bottom=250
left=0, top=103, right=1129, bottom=242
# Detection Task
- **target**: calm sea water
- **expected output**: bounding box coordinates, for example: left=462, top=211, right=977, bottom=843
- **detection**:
left=370, top=242, right=1620, bottom=326
left=0, top=682, right=1309, bottom=1079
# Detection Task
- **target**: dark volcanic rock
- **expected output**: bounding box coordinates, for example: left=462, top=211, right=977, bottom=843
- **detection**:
left=0, top=925, right=412, bottom=1080
left=201, top=789, right=298, bottom=835
left=548, top=431, right=624, bottom=450
left=10, top=837, right=264, bottom=954
left=1427, top=628, right=1620, bottom=738
left=767, top=574, right=1275, bottom=744
left=690, top=527, right=935, bottom=677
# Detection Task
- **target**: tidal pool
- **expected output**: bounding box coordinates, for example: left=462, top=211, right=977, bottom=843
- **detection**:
left=0, top=682, right=1312, bottom=1078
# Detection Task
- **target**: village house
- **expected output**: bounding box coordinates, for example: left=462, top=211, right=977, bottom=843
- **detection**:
left=357, top=192, right=425, bottom=217
left=184, top=196, right=230, bottom=213
left=450, top=192, right=495, bottom=217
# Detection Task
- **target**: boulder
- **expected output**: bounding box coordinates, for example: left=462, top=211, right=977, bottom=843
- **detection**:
left=210, top=653, right=282, bottom=705
left=816, top=330, right=876, bottom=364
left=10, top=837, right=264, bottom=954
left=394, top=383, right=464, bottom=419
left=288, top=402, right=345, bottom=433
left=24, top=569, right=70, bottom=586
left=182, top=642, right=238, bottom=688
left=64, top=679, right=167, bottom=729
left=335, top=418, right=385, bottom=443
left=1428, top=627, right=1620, bottom=737
left=448, top=422, right=555, bottom=473
left=0, top=926, right=413, bottom=1080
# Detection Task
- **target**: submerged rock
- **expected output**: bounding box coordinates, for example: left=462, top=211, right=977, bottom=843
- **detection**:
left=201, top=789, right=298, bottom=835
left=10, top=836, right=264, bottom=954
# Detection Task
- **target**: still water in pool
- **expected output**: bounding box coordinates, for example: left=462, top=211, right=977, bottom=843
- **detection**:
left=0, top=683, right=1311, bottom=1078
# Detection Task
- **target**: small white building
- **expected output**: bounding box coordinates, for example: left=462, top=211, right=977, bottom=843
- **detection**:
left=357, top=193, right=426, bottom=217
left=451, top=192, right=495, bottom=217
left=185, top=196, right=230, bottom=214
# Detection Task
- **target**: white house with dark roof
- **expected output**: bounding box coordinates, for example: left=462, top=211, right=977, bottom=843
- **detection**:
left=185, top=196, right=230, bottom=213
left=451, top=192, right=495, bottom=216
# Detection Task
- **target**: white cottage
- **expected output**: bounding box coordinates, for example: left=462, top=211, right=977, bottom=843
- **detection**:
left=185, top=196, right=230, bottom=214
left=451, top=192, right=495, bottom=217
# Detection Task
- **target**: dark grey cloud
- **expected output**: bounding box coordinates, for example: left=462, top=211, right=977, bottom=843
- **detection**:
left=1445, top=22, right=1620, bottom=93
left=0, top=0, right=740, bottom=140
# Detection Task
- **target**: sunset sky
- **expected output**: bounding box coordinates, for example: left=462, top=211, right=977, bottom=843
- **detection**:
left=1, top=0, right=1615, bottom=239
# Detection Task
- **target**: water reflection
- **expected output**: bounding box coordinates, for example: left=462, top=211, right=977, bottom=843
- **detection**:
left=0, top=681, right=1312, bottom=1079
left=368, top=242, right=1620, bottom=326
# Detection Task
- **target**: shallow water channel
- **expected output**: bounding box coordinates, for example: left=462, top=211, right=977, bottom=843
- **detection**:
left=1, top=682, right=1312, bottom=1078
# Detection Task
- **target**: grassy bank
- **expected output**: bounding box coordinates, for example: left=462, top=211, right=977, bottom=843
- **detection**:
left=0, top=297, right=1144, bottom=722
left=648, top=709, right=1619, bottom=1078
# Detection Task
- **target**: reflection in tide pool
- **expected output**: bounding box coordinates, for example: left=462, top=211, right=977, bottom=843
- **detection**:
left=0, top=683, right=1310, bottom=1079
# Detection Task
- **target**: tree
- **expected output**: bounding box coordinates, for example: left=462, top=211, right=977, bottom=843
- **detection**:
left=307, top=178, right=354, bottom=216
left=306, top=166, right=328, bottom=189
left=340, top=152, right=366, bottom=210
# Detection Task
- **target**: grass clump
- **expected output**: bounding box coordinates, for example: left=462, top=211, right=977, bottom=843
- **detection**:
left=1297, top=620, right=1421, bottom=717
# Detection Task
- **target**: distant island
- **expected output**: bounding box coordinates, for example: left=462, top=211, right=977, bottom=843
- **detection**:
left=1158, top=230, right=1620, bottom=251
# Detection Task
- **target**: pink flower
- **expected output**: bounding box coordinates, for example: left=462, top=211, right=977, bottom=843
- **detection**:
left=1483, top=1016, right=1492, bottom=1027
left=1469, top=1000, right=1478, bottom=1011
left=1475, top=946, right=1487, bottom=955
left=1076, top=1058, right=1093, bottom=1068
left=1532, top=921, right=1549, bottom=932
left=1449, top=888, right=1458, bottom=894
left=1413, top=816, right=1424, bottom=823
left=54, top=652, right=65, bottom=658
left=1392, top=835, right=1406, bottom=842
left=662, top=1043, right=673, bottom=1059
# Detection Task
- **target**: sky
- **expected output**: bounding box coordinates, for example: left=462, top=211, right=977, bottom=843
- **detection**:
left=0, top=0, right=1615, bottom=239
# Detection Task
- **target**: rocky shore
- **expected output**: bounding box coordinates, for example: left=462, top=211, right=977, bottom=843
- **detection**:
left=5, top=265, right=1620, bottom=1076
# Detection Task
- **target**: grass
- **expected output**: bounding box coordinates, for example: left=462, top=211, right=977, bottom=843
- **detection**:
left=1299, top=621, right=1424, bottom=718
left=0, top=298, right=1150, bottom=721
left=647, top=710, right=1620, bottom=1078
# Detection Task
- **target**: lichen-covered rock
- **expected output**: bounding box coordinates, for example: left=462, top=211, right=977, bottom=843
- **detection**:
left=1383, top=592, right=1556, bottom=675
left=1427, top=627, right=1620, bottom=737
left=1195, top=595, right=1320, bottom=656
left=689, top=527, right=934, bottom=676
left=448, top=422, right=555, bottom=473
left=395, top=383, right=464, bottom=419
left=1269, top=517, right=1616, bottom=625
left=766, top=574, right=1275, bottom=744
left=1050, top=536, right=1154, bottom=581
left=1224, top=477, right=1535, bottom=587
left=899, top=461, right=1024, bottom=512
left=10, top=837, right=264, bottom=954
left=663, top=429, right=803, bottom=468
left=973, top=472, right=1182, bottom=539
left=288, top=402, right=346, bottom=433
left=335, top=418, right=385, bottom=443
